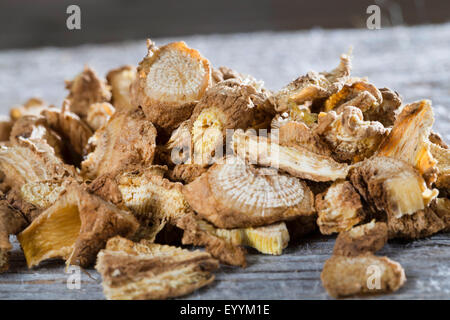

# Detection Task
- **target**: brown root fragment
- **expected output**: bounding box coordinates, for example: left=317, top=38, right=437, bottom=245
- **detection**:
left=17, top=183, right=138, bottom=268
left=349, top=156, right=438, bottom=219
left=333, top=220, right=388, bottom=256
left=9, top=115, right=65, bottom=158
left=86, top=102, right=115, bottom=131
left=367, top=87, right=402, bottom=127
left=131, top=40, right=212, bottom=136
left=316, top=181, right=364, bottom=235
left=321, top=253, right=406, bottom=298
left=232, top=129, right=349, bottom=182
left=431, top=198, right=450, bottom=232
left=41, top=102, right=93, bottom=156
left=315, top=106, right=388, bottom=162
left=387, top=207, right=445, bottom=240
left=81, top=108, right=156, bottom=180
left=270, top=54, right=351, bottom=112
left=276, top=120, right=331, bottom=156
left=95, top=236, right=218, bottom=300
left=168, top=164, right=208, bottom=184
left=0, top=199, right=28, bottom=272
left=176, top=213, right=247, bottom=267
left=65, top=66, right=111, bottom=121
left=106, top=65, right=137, bottom=112
left=0, top=144, right=77, bottom=191
left=183, top=156, right=315, bottom=229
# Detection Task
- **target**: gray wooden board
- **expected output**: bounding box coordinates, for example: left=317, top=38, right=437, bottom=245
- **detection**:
left=0, top=23, right=449, bottom=299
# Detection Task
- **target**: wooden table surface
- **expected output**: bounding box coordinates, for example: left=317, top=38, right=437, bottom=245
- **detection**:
left=0, top=23, right=449, bottom=300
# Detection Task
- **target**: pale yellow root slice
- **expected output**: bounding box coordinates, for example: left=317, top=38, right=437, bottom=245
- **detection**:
left=269, top=53, right=351, bottom=112
left=232, top=129, right=349, bottom=182
left=189, top=80, right=266, bottom=166
left=316, top=181, right=364, bottom=235
left=106, top=65, right=136, bottom=112
left=86, top=102, right=115, bottom=131
left=95, top=236, right=218, bottom=300
left=65, top=66, right=111, bottom=121
left=378, top=100, right=437, bottom=185
left=17, top=183, right=138, bottom=268
left=321, top=253, right=406, bottom=298
left=81, top=108, right=157, bottom=180
left=349, top=156, right=438, bottom=219
left=10, top=98, right=49, bottom=121
left=197, top=220, right=289, bottom=255
left=131, top=40, right=212, bottom=135
left=183, top=155, right=315, bottom=229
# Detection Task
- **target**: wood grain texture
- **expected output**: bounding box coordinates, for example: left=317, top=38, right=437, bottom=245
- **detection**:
left=0, top=23, right=449, bottom=299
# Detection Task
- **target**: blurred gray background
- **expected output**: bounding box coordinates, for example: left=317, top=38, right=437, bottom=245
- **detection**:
left=0, top=0, right=449, bottom=49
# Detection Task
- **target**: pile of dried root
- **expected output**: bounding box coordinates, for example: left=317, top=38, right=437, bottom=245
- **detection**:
left=0, top=39, right=448, bottom=299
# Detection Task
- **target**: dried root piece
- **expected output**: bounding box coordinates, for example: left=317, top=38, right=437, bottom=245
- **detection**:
left=131, top=40, right=211, bottom=135
left=378, top=100, right=437, bottom=185
left=168, top=164, right=208, bottom=184
left=81, top=108, right=156, bottom=179
left=431, top=198, right=450, bottom=232
left=20, top=179, right=73, bottom=210
left=176, top=213, right=247, bottom=267
left=276, top=120, right=331, bottom=156
left=65, top=66, right=111, bottom=121
left=166, top=120, right=192, bottom=165
left=368, top=88, right=402, bottom=127
left=106, top=65, right=136, bottom=111
left=86, top=102, right=115, bottom=131
left=233, top=129, right=349, bottom=182
left=315, top=106, right=388, bottom=162
left=41, top=103, right=93, bottom=156
left=429, top=142, right=450, bottom=190
left=9, top=115, right=64, bottom=158
left=10, top=98, right=49, bottom=121
left=115, top=169, right=191, bottom=241
left=349, top=157, right=438, bottom=219
left=184, top=156, right=314, bottom=228
left=333, top=220, right=388, bottom=256
left=0, top=200, right=28, bottom=272
left=387, top=207, right=445, bottom=239
left=321, top=253, right=406, bottom=298
left=0, top=144, right=76, bottom=191
left=324, top=81, right=382, bottom=115
left=0, top=116, right=12, bottom=142
left=190, top=80, right=266, bottom=166
left=197, top=220, right=289, bottom=255
left=316, top=181, right=364, bottom=235
left=17, top=184, right=138, bottom=268
left=96, top=236, right=218, bottom=300
left=270, top=54, right=351, bottom=112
